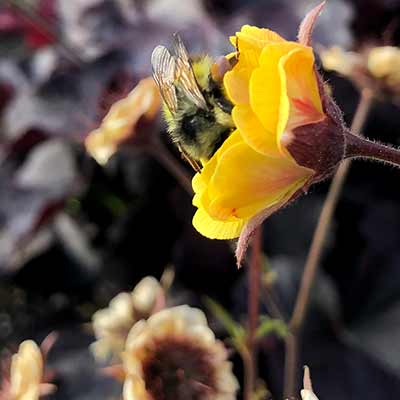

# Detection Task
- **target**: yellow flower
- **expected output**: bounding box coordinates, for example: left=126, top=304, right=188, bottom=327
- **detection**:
left=91, top=276, right=163, bottom=363
left=85, top=77, right=161, bottom=165
left=193, top=24, right=329, bottom=241
left=10, top=341, right=43, bottom=400
left=122, top=305, right=238, bottom=400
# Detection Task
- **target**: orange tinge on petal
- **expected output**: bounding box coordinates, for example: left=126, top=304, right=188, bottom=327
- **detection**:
left=85, top=77, right=161, bottom=165
left=193, top=24, right=325, bottom=241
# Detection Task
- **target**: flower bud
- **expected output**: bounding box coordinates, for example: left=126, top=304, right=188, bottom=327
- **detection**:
left=367, top=46, right=400, bottom=85
left=300, top=367, right=319, bottom=400
left=320, top=44, right=400, bottom=102
left=319, top=46, right=362, bottom=77
left=0, top=336, right=57, bottom=400
left=91, top=276, right=163, bottom=362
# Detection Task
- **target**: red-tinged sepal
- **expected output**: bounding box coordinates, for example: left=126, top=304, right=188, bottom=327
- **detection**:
left=282, top=68, right=347, bottom=183
left=283, top=116, right=346, bottom=183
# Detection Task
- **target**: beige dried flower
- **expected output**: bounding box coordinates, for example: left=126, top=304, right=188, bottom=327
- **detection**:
left=367, top=46, right=400, bottom=86
left=91, top=292, right=136, bottom=363
left=91, top=276, right=164, bottom=362
left=122, top=305, right=238, bottom=400
left=0, top=337, right=56, bottom=400
left=320, top=44, right=400, bottom=102
left=319, top=46, right=363, bottom=77
left=85, top=77, right=161, bottom=165
left=10, top=341, right=43, bottom=400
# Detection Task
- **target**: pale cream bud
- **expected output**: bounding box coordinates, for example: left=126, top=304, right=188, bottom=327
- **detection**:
left=367, top=46, right=400, bottom=85
left=131, top=276, right=162, bottom=316
left=320, top=46, right=362, bottom=77
left=10, top=341, right=43, bottom=400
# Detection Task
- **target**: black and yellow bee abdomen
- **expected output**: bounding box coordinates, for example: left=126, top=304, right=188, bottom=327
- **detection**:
left=180, top=109, right=215, bottom=141
left=175, top=104, right=232, bottom=161
left=151, top=36, right=236, bottom=166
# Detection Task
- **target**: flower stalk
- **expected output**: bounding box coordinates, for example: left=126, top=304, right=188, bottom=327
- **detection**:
left=244, top=227, right=262, bottom=400
left=345, top=131, right=400, bottom=166
left=283, top=88, right=374, bottom=399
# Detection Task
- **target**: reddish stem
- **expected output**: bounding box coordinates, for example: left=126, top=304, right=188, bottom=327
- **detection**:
left=283, top=88, right=374, bottom=399
left=244, top=227, right=262, bottom=400
left=345, top=132, right=400, bottom=166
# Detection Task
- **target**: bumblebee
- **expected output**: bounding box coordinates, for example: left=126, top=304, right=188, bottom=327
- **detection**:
left=151, top=34, right=238, bottom=172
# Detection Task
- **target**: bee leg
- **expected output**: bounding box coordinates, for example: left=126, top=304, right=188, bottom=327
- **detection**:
left=178, top=145, right=202, bottom=173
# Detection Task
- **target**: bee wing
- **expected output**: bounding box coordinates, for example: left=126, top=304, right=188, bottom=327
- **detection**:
left=151, top=45, right=178, bottom=113
left=172, top=33, right=208, bottom=110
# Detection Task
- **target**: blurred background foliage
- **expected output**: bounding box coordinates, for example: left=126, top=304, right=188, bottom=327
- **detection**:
left=1, top=0, right=400, bottom=399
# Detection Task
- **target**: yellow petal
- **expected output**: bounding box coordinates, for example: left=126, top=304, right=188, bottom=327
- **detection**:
left=192, top=174, right=205, bottom=206
left=193, top=131, right=243, bottom=210
left=232, top=105, right=281, bottom=157
left=214, top=129, right=244, bottom=160
left=250, top=43, right=324, bottom=154
left=230, top=25, right=285, bottom=53
left=223, top=48, right=258, bottom=105
left=206, top=140, right=313, bottom=220
left=224, top=67, right=251, bottom=105
left=192, top=208, right=246, bottom=240
left=281, top=46, right=324, bottom=135
left=249, top=42, right=300, bottom=141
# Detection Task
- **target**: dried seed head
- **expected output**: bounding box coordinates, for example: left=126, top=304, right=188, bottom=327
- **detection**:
left=123, top=306, right=238, bottom=400
left=142, top=336, right=218, bottom=400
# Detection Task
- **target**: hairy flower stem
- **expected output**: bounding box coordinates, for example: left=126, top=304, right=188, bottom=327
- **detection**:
left=345, top=132, right=400, bottom=166
left=283, top=88, right=374, bottom=399
left=244, top=227, right=262, bottom=400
